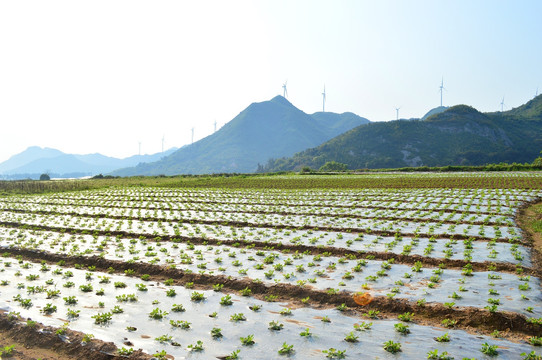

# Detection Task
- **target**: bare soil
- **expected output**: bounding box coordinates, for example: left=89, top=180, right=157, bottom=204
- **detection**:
left=517, top=199, right=542, bottom=277
left=0, top=311, right=151, bottom=360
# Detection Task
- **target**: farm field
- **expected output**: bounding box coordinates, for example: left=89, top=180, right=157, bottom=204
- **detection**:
left=0, top=173, right=541, bottom=359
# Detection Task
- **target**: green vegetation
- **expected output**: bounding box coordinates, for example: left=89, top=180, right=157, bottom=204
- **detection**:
left=3, top=170, right=542, bottom=197
left=264, top=97, right=542, bottom=171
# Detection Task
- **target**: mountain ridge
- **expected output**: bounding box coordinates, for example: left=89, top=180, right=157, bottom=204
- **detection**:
left=0, top=147, right=178, bottom=179
left=264, top=95, right=542, bottom=171
left=112, top=96, right=370, bottom=176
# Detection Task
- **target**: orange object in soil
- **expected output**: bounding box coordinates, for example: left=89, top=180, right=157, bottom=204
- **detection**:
left=353, top=292, right=373, bottom=306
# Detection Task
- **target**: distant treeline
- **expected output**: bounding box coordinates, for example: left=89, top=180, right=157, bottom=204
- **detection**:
left=292, top=160, right=542, bottom=174
left=369, top=163, right=542, bottom=172
left=1, top=161, right=541, bottom=196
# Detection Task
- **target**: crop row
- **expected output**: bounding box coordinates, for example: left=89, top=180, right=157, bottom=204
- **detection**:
left=0, top=213, right=529, bottom=266
left=0, top=256, right=539, bottom=359
left=1, top=225, right=539, bottom=318
left=0, top=198, right=516, bottom=226
left=40, top=187, right=538, bottom=210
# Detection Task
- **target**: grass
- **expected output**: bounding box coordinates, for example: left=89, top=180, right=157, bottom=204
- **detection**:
left=3, top=171, right=542, bottom=196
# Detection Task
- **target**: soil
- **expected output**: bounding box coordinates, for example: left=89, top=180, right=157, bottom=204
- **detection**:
left=0, top=311, right=152, bottom=360
left=517, top=199, right=542, bottom=277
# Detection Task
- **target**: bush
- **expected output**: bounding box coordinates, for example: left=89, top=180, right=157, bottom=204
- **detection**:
left=319, top=161, right=348, bottom=172
left=39, top=173, right=50, bottom=181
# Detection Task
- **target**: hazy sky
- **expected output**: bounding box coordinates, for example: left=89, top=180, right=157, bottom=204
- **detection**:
left=1, top=1, right=541, bottom=162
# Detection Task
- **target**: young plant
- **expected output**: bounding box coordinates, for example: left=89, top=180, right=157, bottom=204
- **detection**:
left=394, top=323, right=410, bottom=335
left=322, top=348, right=346, bottom=359
left=278, top=342, right=294, bottom=355
left=211, top=327, right=223, bottom=338
left=187, top=340, right=204, bottom=352
left=435, top=333, right=450, bottom=342
left=269, top=320, right=284, bottom=330
left=383, top=340, right=402, bottom=354
left=480, top=342, right=498, bottom=356
left=344, top=331, right=359, bottom=342
left=240, top=334, right=255, bottom=346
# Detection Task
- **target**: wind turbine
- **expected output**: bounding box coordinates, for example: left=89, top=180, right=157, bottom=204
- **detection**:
left=161, top=136, right=165, bottom=153
left=395, top=107, right=401, bottom=120
left=500, top=97, right=506, bottom=112
left=191, top=127, right=194, bottom=145
left=138, top=141, right=141, bottom=156
left=322, top=85, right=326, bottom=112
left=282, top=81, right=288, bottom=98
left=439, top=77, right=446, bottom=107
left=536, top=87, right=539, bottom=97
left=214, top=120, right=217, bottom=133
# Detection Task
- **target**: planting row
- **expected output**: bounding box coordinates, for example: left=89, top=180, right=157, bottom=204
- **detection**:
left=1, top=226, right=540, bottom=318
left=0, top=257, right=539, bottom=359
left=37, top=187, right=539, bottom=212
left=0, top=208, right=521, bottom=244
left=0, top=214, right=530, bottom=266
left=0, top=198, right=517, bottom=226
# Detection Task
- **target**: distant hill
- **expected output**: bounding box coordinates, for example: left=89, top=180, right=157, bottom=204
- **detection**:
left=0, top=147, right=177, bottom=179
left=112, top=96, right=370, bottom=176
left=422, top=106, right=449, bottom=120
left=0, top=146, right=64, bottom=174
left=264, top=95, right=542, bottom=171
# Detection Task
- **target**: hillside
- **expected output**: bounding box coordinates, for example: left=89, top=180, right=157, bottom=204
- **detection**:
left=0, top=147, right=177, bottom=179
left=422, top=106, right=448, bottom=120
left=264, top=95, right=542, bottom=171
left=113, top=96, right=369, bottom=176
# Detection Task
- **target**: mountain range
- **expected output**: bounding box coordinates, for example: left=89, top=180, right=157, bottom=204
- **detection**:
left=0, top=147, right=177, bottom=180
left=112, top=96, right=369, bottom=176
left=3, top=93, right=541, bottom=178
left=264, top=95, right=542, bottom=171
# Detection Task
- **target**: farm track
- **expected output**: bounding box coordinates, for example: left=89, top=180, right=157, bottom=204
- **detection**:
left=0, top=208, right=517, bottom=244
left=0, top=199, right=515, bottom=225
left=1, top=248, right=540, bottom=341
left=0, top=311, right=151, bottom=360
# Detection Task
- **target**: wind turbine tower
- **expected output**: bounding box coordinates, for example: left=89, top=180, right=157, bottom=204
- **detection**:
left=439, top=78, right=446, bottom=107
left=161, top=136, right=164, bottom=153
left=536, top=87, right=539, bottom=97
left=282, top=81, right=288, bottom=98
left=395, top=107, right=401, bottom=120
left=500, top=97, right=505, bottom=112
left=191, top=127, right=194, bottom=145
left=138, top=142, right=141, bottom=156
left=322, top=85, right=326, bottom=112
left=214, top=120, right=217, bottom=133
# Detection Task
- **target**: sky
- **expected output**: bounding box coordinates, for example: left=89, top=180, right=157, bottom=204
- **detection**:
left=1, top=1, right=541, bottom=162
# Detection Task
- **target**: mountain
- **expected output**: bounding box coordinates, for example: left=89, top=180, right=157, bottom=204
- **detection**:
left=0, top=147, right=178, bottom=179
left=422, top=106, right=449, bottom=120
left=0, top=146, right=64, bottom=174
left=264, top=95, right=542, bottom=171
left=112, top=96, right=370, bottom=176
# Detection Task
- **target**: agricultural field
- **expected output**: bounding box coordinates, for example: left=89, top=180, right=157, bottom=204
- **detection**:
left=0, top=173, right=541, bottom=359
